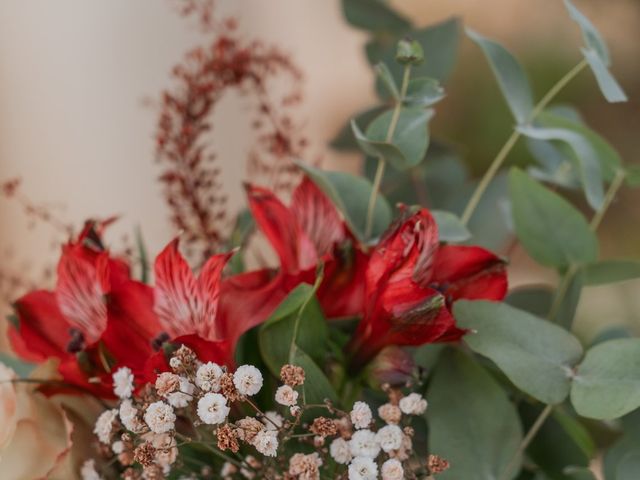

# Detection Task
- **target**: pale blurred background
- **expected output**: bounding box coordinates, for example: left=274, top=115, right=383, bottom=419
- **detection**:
left=0, top=0, right=639, bottom=348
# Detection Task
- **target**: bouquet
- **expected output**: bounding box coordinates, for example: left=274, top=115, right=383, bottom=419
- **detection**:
left=2, top=1, right=639, bottom=479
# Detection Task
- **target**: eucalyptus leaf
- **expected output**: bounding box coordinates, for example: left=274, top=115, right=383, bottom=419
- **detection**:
left=527, top=138, right=580, bottom=189
left=404, top=77, right=445, bottom=107
left=563, top=0, right=610, bottom=63
left=571, top=338, right=640, bottom=420
left=617, top=454, right=640, bottom=480
left=506, top=286, right=554, bottom=317
left=552, top=268, right=584, bottom=330
left=375, top=62, right=399, bottom=100
left=603, top=410, right=640, bottom=480
left=466, top=28, right=533, bottom=124
left=517, top=125, right=604, bottom=210
left=0, top=353, right=35, bottom=378
left=291, top=348, right=338, bottom=404
left=352, top=118, right=406, bottom=167
left=509, top=169, right=598, bottom=268
left=298, top=163, right=392, bottom=242
left=365, top=107, right=434, bottom=170
left=562, top=467, right=597, bottom=480
left=455, top=300, right=584, bottom=404
left=583, top=259, right=640, bottom=286
left=428, top=349, right=523, bottom=479
left=331, top=106, right=386, bottom=152
left=432, top=210, right=471, bottom=242
left=582, top=48, right=628, bottom=103
left=341, top=0, right=411, bottom=34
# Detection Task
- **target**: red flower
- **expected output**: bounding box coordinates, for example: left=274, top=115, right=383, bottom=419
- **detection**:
left=348, top=207, right=507, bottom=368
left=8, top=222, right=161, bottom=396
left=244, top=177, right=367, bottom=320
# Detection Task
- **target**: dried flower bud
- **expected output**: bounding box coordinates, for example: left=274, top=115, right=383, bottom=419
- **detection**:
left=310, top=417, right=338, bottom=437
left=134, top=442, right=156, bottom=467
left=365, top=346, right=415, bottom=389
left=220, top=372, right=241, bottom=402
left=427, top=454, right=450, bottom=475
left=280, top=364, right=305, bottom=387
left=236, top=417, right=264, bottom=443
left=155, top=372, right=181, bottom=396
left=217, top=423, right=240, bottom=453
left=378, top=403, right=402, bottom=425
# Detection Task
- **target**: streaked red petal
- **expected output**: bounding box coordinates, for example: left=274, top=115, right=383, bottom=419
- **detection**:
left=246, top=183, right=317, bottom=272
left=291, top=177, right=345, bottom=257
left=318, top=248, right=368, bottom=319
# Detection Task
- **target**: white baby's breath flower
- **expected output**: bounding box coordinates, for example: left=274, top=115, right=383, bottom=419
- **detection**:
left=233, top=365, right=263, bottom=396
left=196, top=361, right=224, bottom=392
left=119, top=399, right=145, bottom=433
left=376, top=424, right=403, bottom=452
left=290, top=405, right=301, bottom=416
left=399, top=393, right=427, bottom=415
left=144, top=401, right=176, bottom=434
left=112, top=366, right=134, bottom=399
left=221, top=461, right=238, bottom=477
left=381, top=458, right=404, bottom=480
left=166, top=376, right=195, bottom=408
left=94, top=409, right=118, bottom=444
left=350, top=401, right=372, bottom=429
left=274, top=385, right=298, bottom=406
left=349, top=429, right=380, bottom=459
left=252, top=429, right=279, bottom=457
left=169, top=357, right=182, bottom=371
left=112, top=440, right=124, bottom=455
left=263, top=411, right=284, bottom=430
left=329, top=437, right=352, bottom=464
left=80, top=459, right=102, bottom=480
left=348, top=456, right=378, bottom=480
left=197, top=393, right=230, bottom=425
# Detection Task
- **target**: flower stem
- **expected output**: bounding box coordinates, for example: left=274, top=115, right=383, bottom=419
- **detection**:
left=499, top=404, right=553, bottom=480
left=460, top=58, right=589, bottom=226
left=364, top=64, right=412, bottom=239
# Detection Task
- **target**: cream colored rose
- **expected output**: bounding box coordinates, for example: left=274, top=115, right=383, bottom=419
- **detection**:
left=0, top=359, right=99, bottom=480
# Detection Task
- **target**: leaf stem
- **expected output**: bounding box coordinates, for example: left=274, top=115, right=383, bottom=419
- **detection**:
left=460, top=59, right=589, bottom=226
left=499, top=404, right=553, bottom=480
left=364, top=64, right=412, bottom=239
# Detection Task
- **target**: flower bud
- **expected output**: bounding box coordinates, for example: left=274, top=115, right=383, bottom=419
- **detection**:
left=364, top=346, right=415, bottom=388
left=396, top=38, right=424, bottom=65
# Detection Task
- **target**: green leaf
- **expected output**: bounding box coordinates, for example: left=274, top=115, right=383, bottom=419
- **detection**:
left=604, top=410, right=640, bottom=479
left=563, top=0, right=610, bottom=63
left=582, top=48, right=627, bottom=103
left=553, top=269, right=584, bottom=330
left=506, top=286, right=554, bottom=317
left=454, top=300, right=584, bottom=405
left=291, top=348, right=338, bottom=404
left=341, top=0, right=411, bottom=34
left=617, top=454, right=640, bottom=480
left=331, top=106, right=386, bottom=152
left=466, top=28, right=533, bottom=124
left=375, top=62, right=399, bottom=100
left=364, top=107, right=434, bottom=170
left=258, top=283, right=328, bottom=375
left=135, top=226, right=149, bottom=283
left=432, top=210, right=471, bottom=242
left=625, top=165, right=640, bottom=188
left=509, top=169, right=598, bottom=268
left=404, top=77, right=445, bottom=107
left=297, top=163, right=392, bottom=242
left=563, top=467, right=598, bottom=480
left=583, top=259, right=640, bottom=286
left=517, top=125, right=604, bottom=210
left=227, top=208, right=255, bottom=274
left=571, top=338, right=640, bottom=420
left=537, top=111, right=623, bottom=183
left=428, top=349, right=523, bottom=479
left=0, top=353, right=35, bottom=378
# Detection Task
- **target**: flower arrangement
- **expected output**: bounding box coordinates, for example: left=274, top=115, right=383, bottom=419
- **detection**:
left=1, top=1, right=639, bottom=479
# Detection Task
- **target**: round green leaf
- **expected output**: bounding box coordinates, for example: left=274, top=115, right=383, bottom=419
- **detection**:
left=404, top=77, right=445, bottom=107
left=583, top=259, right=640, bottom=286
left=432, top=210, right=471, bottom=242
left=428, top=349, right=523, bottom=479
left=509, top=168, right=599, bottom=268
left=571, top=338, right=640, bottom=420
left=341, top=0, right=411, bottom=34
left=617, top=453, right=640, bottom=480
left=455, top=300, right=584, bottom=405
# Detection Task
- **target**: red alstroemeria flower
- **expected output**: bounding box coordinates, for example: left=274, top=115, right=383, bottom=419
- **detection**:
left=240, top=177, right=368, bottom=321
left=347, top=207, right=507, bottom=369
left=148, top=238, right=234, bottom=369
left=8, top=221, right=161, bottom=396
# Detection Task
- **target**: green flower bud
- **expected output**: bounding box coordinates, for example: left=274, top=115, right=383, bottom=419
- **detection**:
left=395, top=38, right=424, bottom=65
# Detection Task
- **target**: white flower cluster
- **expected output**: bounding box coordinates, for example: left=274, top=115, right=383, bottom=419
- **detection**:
left=329, top=393, right=428, bottom=480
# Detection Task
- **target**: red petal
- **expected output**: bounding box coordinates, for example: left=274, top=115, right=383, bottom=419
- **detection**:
left=10, top=291, right=72, bottom=361
left=318, top=248, right=368, bottom=319
left=154, top=239, right=233, bottom=341
left=366, top=207, right=439, bottom=298
left=291, top=177, right=345, bottom=257
left=431, top=245, right=508, bottom=301
left=246, top=183, right=317, bottom=272
left=56, top=246, right=108, bottom=343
